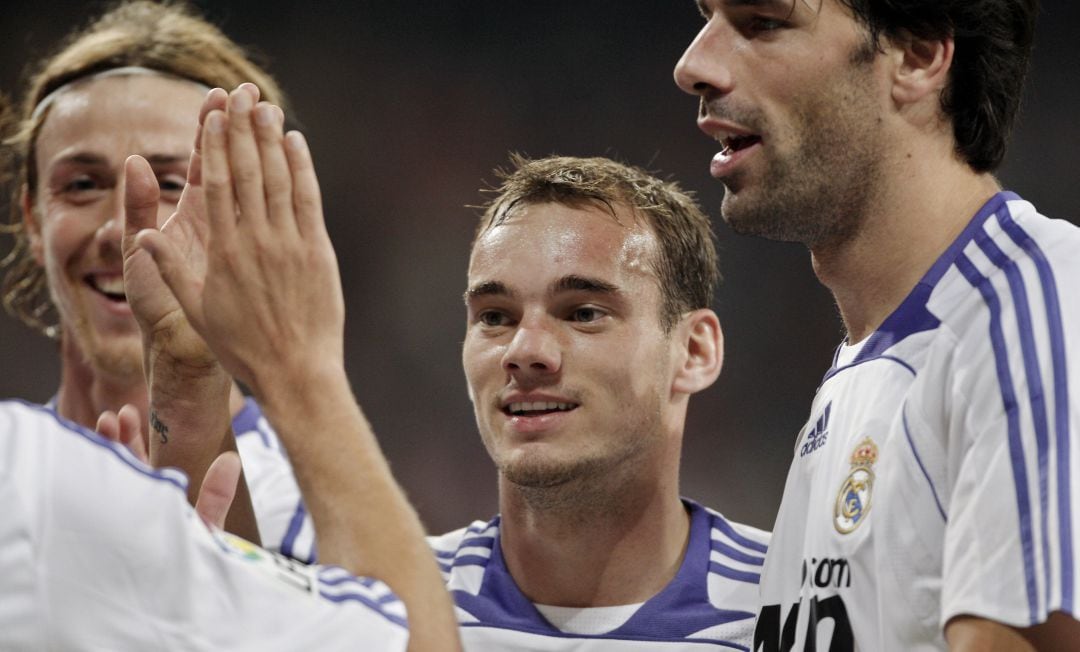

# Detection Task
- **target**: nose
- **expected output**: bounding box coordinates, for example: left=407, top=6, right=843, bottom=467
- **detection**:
left=502, top=323, right=561, bottom=379
left=95, top=190, right=124, bottom=256
left=674, top=18, right=733, bottom=98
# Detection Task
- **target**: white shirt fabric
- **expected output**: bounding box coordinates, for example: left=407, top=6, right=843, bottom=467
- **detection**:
left=0, top=399, right=408, bottom=651
left=233, top=398, right=317, bottom=561
left=431, top=499, right=770, bottom=650
left=755, top=193, right=1080, bottom=650
left=44, top=396, right=317, bottom=561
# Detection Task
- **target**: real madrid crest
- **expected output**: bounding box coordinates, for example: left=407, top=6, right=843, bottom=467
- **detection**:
left=834, top=437, right=878, bottom=534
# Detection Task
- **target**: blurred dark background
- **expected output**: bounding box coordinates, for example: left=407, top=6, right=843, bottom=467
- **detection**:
left=2, top=1, right=1078, bottom=534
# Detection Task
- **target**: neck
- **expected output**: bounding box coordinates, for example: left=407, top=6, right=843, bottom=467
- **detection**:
left=810, top=140, right=1001, bottom=343
left=497, top=448, right=689, bottom=607
left=55, top=337, right=147, bottom=429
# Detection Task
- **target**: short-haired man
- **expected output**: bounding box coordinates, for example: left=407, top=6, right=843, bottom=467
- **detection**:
left=435, top=154, right=769, bottom=649
left=676, top=0, right=1080, bottom=648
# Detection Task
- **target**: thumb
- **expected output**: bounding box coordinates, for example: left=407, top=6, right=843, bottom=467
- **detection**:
left=195, top=451, right=242, bottom=529
left=136, top=230, right=206, bottom=333
left=123, top=155, right=160, bottom=242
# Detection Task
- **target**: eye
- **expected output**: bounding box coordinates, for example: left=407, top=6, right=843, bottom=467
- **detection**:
left=62, top=175, right=99, bottom=193
left=569, top=306, right=605, bottom=323
left=751, top=16, right=787, bottom=32
left=157, top=174, right=186, bottom=202
left=477, top=310, right=510, bottom=327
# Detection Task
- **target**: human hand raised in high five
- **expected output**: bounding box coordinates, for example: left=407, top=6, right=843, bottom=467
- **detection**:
left=130, top=84, right=461, bottom=652
left=123, top=85, right=260, bottom=543
left=132, top=84, right=344, bottom=404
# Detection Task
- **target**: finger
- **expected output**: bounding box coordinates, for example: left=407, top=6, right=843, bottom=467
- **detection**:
left=195, top=451, right=242, bottom=529
left=96, top=410, right=120, bottom=442
left=136, top=229, right=206, bottom=333
left=193, top=87, right=229, bottom=154
left=237, top=82, right=261, bottom=105
left=226, top=87, right=269, bottom=230
left=123, top=155, right=161, bottom=251
left=116, top=404, right=148, bottom=464
left=190, top=89, right=228, bottom=189
left=283, top=131, right=327, bottom=239
left=201, top=110, right=237, bottom=244
left=254, top=102, right=296, bottom=235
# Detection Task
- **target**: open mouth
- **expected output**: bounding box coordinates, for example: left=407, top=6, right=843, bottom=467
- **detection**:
left=719, top=134, right=762, bottom=156
left=85, top=275, right=127, bottom=303
left=503, top=401, right=578, bottom=417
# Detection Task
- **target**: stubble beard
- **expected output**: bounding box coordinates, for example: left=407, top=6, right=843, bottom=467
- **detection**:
left=63, top=309, right=143, bottom=381
left=493, top=396, right=665, bottom=514
left=721, top=54, right=884, bottom=251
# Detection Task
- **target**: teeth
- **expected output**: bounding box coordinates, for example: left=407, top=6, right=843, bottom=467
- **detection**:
left=90, top=275, right=125, bottom=296
left=507, top=401, right=574, bottom=414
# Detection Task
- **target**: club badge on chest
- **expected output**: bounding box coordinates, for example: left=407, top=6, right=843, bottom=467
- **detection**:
left=834, top=437, right=878, bottom=534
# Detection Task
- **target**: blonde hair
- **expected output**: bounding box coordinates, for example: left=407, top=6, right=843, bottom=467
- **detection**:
left=1, top=0, right=285, bottom=335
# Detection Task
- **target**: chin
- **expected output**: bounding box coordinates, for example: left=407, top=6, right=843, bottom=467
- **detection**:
left=77, top=330, right=144, bottom=380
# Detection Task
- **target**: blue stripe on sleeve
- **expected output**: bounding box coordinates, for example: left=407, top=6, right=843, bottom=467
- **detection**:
left=975, top=225, right=1053, bottom=611
left=956, top=252, right=1039, bottom=622
left=708, top=561, right=761, bottom=585
left=280, top=500, right=313, bottom=562
left=998, top=208, right=1074, bottom=613
left=710, top=515, right=768, bottom=554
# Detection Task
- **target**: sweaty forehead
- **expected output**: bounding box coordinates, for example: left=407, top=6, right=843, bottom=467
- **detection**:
left=468, top=201, right=659, bottom=285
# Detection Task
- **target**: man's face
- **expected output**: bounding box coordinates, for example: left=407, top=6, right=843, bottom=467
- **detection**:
left=674, top=0, right=887, bottom=249
left=28, top=75, right=203, bottom=378
left=462, top=201, right=678, bottom=491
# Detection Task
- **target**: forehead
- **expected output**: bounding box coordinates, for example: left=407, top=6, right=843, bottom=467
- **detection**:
left=35, top=75, right=205, bottom=163
left=468, top=201, right=658, bottom=288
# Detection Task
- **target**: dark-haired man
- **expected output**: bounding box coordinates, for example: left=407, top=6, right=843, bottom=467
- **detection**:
left=676, top=0, right=1080, bottom=649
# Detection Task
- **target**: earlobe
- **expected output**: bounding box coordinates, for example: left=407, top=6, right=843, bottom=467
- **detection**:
left=672, top=309, right=723, bottom=396
left=20, top=185, right=45, bottom=265
left=891, top=34, right=954, bottom=106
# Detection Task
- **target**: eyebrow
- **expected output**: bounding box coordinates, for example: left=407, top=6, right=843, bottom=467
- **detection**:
left=464, top=281, right=513, bottom=303
left=552, top=275, right=618, bottom=296
left=464, top=275, right=619, bottom=305
left=50, top=152, right=188, bottom=169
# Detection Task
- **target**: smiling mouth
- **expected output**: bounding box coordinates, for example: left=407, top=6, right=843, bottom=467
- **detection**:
left=85, top=275, right=127, bottom=303
left=504, top=401, right=579, bottom=417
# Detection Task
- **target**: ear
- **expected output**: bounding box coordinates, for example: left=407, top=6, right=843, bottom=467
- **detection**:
left=889, top=33, right=954, bottom=107
left=20, top=184, right=45, bottom=265
left=671, top=308, right=723, bottom=396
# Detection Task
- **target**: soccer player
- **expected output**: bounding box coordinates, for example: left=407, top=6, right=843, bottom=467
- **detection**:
left=434, top=154, right=770, bottom=648
left=0, top=0, right=313, bottom=558
left=675, top=0, right=1080, bottom=649
left=1, top=83, right=461, bottom=652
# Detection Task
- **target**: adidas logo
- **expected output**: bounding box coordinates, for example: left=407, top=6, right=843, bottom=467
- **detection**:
left=799, top=402, right=831, bottom=458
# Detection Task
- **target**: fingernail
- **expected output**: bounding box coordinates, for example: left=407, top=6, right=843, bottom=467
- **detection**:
left=285, top=131, right=307, bottom=150
left=255, top=104, right=275, bottom=126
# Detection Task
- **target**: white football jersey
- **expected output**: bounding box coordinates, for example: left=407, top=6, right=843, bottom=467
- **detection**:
left=0, top=400, right=408, bottom=651
left=755, top=193, right=1080, bottom=650
left=431, top=500, right=770, bottom=650
left=233, top=398, right=317, bottom=561
left=45, top=396, right=317, bottom=561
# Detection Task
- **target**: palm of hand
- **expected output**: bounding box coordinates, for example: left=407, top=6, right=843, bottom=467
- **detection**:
left=122, top=183, right=214, bottom=368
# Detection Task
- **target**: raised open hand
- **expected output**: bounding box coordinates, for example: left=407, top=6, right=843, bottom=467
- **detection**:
left=135, top=85, right=344, bottom=402
left=121, top=86, right=251, bottom=373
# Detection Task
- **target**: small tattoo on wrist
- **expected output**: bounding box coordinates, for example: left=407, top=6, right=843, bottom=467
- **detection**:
left=150, top=410, right=169, bottom=444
